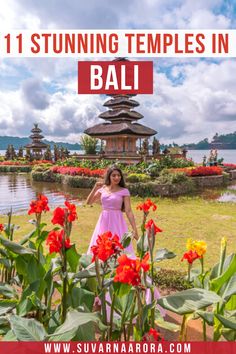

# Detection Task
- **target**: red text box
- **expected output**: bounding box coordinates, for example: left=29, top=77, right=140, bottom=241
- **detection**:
left=78, top=61, right=153, bottom=94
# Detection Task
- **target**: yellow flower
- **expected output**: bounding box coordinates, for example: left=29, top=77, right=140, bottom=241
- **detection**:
left=221, top=237, right=227, bottom=248
left=186, top=238, right=207, bottom=257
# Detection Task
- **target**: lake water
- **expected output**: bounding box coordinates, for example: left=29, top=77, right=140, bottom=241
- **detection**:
left=187, top=149, right=236, bottom=163
left=0, top=174, right=89, bottom=215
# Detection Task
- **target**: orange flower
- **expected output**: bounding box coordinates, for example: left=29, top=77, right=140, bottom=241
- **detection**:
left=136, top=199, right=157, bottom=213
left=46, top=229, right=71, bottom=254
left=114, top=253, right=150, bottom=286
left=91, top=231, right=123, bottom=262
left=145, top=219, right=163, bottom=235
left=28, top=194, right=50, bottom=215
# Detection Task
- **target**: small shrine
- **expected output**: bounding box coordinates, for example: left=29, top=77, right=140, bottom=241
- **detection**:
left=24, top=123, right=48, bottom=159
left=84, top=93, right=157, bottom=158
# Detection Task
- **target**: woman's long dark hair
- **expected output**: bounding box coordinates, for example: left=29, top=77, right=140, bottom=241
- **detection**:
left=104, top=165, right=126, bottom=187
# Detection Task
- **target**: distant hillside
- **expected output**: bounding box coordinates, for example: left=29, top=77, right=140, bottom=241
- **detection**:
left=0, top=136, right=82, bottom=150
left=181, top=132, right=236, bottom=150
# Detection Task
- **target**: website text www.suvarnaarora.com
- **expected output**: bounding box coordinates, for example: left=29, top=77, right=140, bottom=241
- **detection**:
left=44, top=342, right=191, bottom=354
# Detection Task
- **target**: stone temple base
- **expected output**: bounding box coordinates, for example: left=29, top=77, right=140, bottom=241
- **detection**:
left=71, top=153, right=186, bottom=164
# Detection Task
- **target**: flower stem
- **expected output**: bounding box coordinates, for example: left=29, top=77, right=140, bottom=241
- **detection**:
left=127, top=292, right=137, bottom=340
left=109, top=292, right=116, bottom=340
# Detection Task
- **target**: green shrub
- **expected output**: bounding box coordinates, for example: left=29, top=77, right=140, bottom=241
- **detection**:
left=80, top=135, right=98, bottom=155
left=126, top=173, right=151, bottom=183
left=65, top=175, right=97, bottom=188
left=156, top=169, right=189, bottom=184
left=153, top=269, right=193, bottom=291
left=0, top=165, right=32, bottom=173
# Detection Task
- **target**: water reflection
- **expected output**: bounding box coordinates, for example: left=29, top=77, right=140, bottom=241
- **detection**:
left=199, top=184, right=236, bottom=203
left=1, top=174, right=236, bottom=214
left=0, top=173, right=90, bottom=214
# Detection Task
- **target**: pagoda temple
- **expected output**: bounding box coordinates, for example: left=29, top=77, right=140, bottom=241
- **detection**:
left=24, top=123, right=48, bottom=159
left=84, top=94, right=157, bottom=158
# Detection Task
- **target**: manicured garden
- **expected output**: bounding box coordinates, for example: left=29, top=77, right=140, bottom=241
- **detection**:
left=0, top=194, right=235, bottom=342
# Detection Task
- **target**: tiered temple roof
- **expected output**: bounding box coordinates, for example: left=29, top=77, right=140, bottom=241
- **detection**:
left=85, top=94, right=156, bottom=138
left=25, top=123, right=48, bottom=149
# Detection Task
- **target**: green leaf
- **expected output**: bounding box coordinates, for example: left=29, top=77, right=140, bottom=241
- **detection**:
left=155, top=313, right=180, bottom=332
left=66, top=244, right=80, bottom=272
left=70, top=287, right=95, bottom=311
left=3, top=329, right=17, bottom=341
left=17, top=298, right=33, bottom=317
left=19, top=230, right=36, bottom=245
left=225, top=295, right=236, bottom=311
left=220, top=274, right=236, bottom=301
left=137, top=234, right=148, bottom=255
left=196, top=310, right=214, bottom=326
left=157, top=288, right=221, bottom=315
left=141, top=301, right=156, bottom=329
left=48, top=309, right=107, bottom=341
left=0, top=283, right=18, bottom=299
left=120, top=232, right=132, bottom=248
left=74, top=262, right=109, bottom=279
left=210, top=254, right=236, bottom=293
left=0, top=258, right=11, bottom=268
left=9, top=315, right=47, bottom=341
left=222, top=328, right=236, bottom=341
left=210, top=253, right=234, bottom=280
left=0, top=235, right=35, bottom=255
left=113, top=282, right=132, bottom=297
left=79, top=254, right=92, bottom=268
left=0, top=299, right=18, bottom=315
left=155, top=248, right=176, bottom=262
left=215, top=314, right=236, bottom=330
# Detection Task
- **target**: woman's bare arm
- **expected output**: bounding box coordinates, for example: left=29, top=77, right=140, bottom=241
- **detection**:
left=86, top=181, right=103, bottom=205
left=124, top=196, right=139, bottom=240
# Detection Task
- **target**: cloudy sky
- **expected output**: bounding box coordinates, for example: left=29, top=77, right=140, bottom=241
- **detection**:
left=0, top=0, right=236, bottom=145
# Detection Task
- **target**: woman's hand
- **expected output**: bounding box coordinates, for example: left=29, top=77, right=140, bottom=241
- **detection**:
left=94, top=181, right=104, bottom=189
left=132, top=230, right=139, bottom=240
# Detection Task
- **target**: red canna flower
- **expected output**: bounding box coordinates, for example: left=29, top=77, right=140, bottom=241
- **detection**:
left=46, top=229, right=71, bottom=254
left=51, top=207, right=65, bottom=227
left=145, top=219, right=163, bottom=235
left=114, top=253, right=150, bottom=286
left=91, top=231, right=123, bottom=262
left=136, top=199, right=157, bottom=213
left=51, top=201, right=77, bottom=227
left=65, top=201, right=77, bottom=222
left=0, top=224, right=4, bottom=232
left=143, top=328, right=162, bottom=341
left=181, top=250, right=201, bottom=264
left=139, top=252, right=150, bottom=272
left=28, top=194, right=50, bottom=215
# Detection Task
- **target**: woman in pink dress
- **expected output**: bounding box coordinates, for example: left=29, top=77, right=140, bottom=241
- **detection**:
left=86, top=165, right=138, bottom=255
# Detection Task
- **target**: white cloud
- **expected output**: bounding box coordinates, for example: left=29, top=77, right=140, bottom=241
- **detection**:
left=0, top=0, right=235, bottom=145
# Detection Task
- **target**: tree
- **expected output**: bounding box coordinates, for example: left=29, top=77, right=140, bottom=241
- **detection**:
left=43, top=146, right=52, bottom=161
left=80, top=134, right=98, bottom=155
left=18, top=146, right=24, bottom=158
left=54, top=144, right=60, bottom=161
left=5, top=144, right=17, bottom=160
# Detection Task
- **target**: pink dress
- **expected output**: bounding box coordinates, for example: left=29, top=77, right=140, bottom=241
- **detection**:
left=88, top=187, right=135, bottom=256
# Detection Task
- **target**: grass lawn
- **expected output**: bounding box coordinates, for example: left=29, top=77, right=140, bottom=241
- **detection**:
left=0, top=196, right=235, bottom=272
